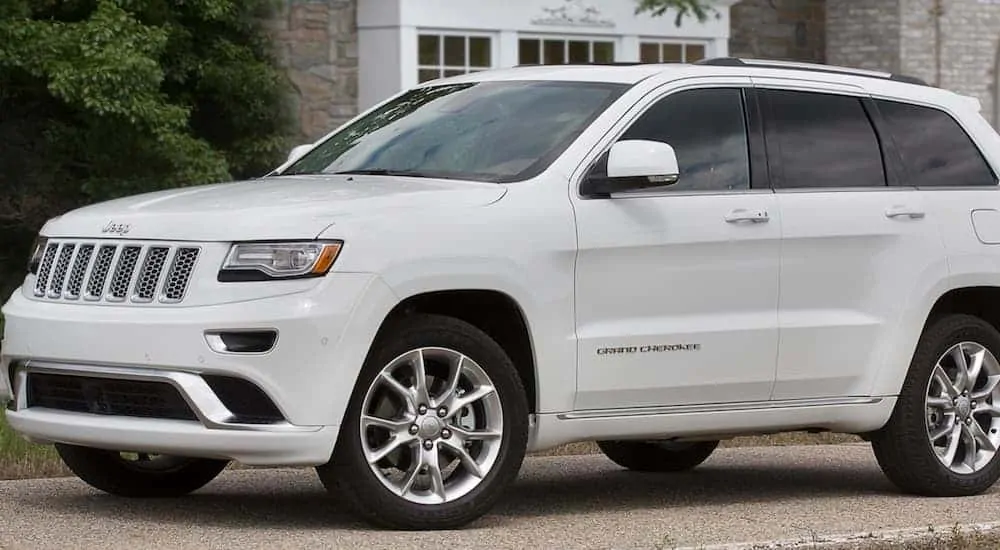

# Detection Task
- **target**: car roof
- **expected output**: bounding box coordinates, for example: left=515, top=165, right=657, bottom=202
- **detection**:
left=422, top=58, right=982, bottom=116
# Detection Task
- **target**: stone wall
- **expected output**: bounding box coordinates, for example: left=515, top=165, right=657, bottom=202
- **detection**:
left=266, top=0, right=360, bottom=143
left=729, top=0, right=826, bottom=62
left=898, top=0, right=1000, bottom=127
left=813, top=0, right=1000, bottom=128
left=825, top=0, right=900, bottom=73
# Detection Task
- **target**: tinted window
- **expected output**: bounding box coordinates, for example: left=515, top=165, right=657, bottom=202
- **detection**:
left=875, top=99, right=996, bottom=187
left=282, top=80, right=627, bottom=183
left=617, top=87, right=750, bottom=192
left=765, top=89, right=885, bottom=188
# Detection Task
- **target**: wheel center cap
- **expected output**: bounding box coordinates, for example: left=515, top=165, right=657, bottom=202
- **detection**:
left=956, top=397, right=972, bottom=419
left=417, top=417, right=443, bottom=439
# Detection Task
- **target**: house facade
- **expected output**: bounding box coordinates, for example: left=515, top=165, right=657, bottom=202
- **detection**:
left=267, top=0, right=1000, bottom=143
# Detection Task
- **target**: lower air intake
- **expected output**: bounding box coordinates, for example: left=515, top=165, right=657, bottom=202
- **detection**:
left=26, top=373, right=198, bottom=421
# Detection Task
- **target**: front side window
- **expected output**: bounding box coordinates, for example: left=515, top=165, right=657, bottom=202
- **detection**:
left=281, top=80, right=628, bottom=183
left=763, top=89, right=886, bottom=189
left=611, top=87, right=751, bottom=192
left=875, top=99, right=996, bottom=187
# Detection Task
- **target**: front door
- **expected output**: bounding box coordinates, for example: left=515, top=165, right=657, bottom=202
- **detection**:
left=572, top=81, right=781, bottom=411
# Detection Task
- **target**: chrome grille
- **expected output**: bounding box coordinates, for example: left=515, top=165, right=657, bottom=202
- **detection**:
left=85, top=245, right=117, bottom=300
left=47, top=244, right=76, bottom=298
left=133, top=247, right=169, bottom=302
left=32, top=243, right=59, bottom=296
left=65, top=244, right=94, bottom=299
left=163, top=247, right=200, bottom=302
left=107, top=246, right=141, bottom=301
left=32, top=239, right=200, bottom=305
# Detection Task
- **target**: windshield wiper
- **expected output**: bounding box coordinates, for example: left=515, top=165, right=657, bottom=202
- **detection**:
left=329, top=168, right=433, bottom=178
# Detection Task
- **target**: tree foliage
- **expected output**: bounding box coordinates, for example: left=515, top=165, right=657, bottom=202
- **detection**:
left=0, top=0, right=294, bottom=296
left=635, top=0, right=719, bottom=27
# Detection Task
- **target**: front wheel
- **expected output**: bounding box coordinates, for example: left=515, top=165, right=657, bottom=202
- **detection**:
left=54, top=444, right=229, bottom=497
left=871, top=314, right=1000, bottom=496
left=317, top=314, right=529, bottom=530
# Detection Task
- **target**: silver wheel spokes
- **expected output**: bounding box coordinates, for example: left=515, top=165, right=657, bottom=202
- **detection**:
left=925, top=341, right=1000, bottom=474
left=360, top=347, right=503, bottom=504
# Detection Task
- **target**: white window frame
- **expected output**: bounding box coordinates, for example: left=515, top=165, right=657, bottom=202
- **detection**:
left=516, top=34, right=619, bottom=65
left=638, top=38, right=711, bottom=63
left=416, top=30, right=497, bottom=82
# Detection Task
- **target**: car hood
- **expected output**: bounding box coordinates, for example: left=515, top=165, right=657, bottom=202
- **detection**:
left=40, top=175, right=507, bottom=242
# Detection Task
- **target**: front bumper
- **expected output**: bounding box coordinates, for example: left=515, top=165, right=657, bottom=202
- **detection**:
left=0, top=271, right=397, bottom=466
left=7, top=408, right=338, bottom=466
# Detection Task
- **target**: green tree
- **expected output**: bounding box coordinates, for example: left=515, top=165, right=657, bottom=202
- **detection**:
left=0, top=0, right=294, bottom=297
left=635, top=0, right=719, bottom=27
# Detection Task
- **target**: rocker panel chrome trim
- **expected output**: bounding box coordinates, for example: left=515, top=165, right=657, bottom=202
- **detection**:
left=558, top=396, right=885, bottom=420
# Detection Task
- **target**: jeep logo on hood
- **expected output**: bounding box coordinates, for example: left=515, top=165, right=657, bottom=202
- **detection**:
left=101, top=221, right=131, bottom=235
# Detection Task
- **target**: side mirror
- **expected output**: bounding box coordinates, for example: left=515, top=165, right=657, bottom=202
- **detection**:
left=580, top=139, right=680, bottom=197
left=286, top=144, right=313, bottom=165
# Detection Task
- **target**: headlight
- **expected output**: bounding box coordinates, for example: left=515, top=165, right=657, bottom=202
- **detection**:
left=27, top=236, right=49, bottom=275
left=218, top=240, right=343, bottom=282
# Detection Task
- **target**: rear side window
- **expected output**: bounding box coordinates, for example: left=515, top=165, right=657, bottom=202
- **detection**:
left=763, top=89, right=886, bottom=189
left=875, top=99, right=996, bottom=187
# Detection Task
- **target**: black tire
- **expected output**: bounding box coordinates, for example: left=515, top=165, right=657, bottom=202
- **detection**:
left=871, top=313, right=1000, bottom=496
left=596, top=439, right=719, bottom=472
left=317, top=313, right=529, bottom=530
left=54, top=444, right=229, bottom=497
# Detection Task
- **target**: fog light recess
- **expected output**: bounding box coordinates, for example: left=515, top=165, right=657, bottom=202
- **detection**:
left=204, top=330, right=278, bottom=354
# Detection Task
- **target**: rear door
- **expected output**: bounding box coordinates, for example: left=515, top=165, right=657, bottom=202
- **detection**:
left=871, top=97, right=1000, bottom=270
left=754, top=79, right=949, bottom=401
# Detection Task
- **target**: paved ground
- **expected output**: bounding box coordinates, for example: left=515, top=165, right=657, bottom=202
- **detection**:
left=2, top=443, right=999, bottom=550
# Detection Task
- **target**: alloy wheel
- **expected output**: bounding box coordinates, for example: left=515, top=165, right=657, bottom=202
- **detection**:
left=359, top=346, right=504, bottom=504
left=924, top=341, right=1000, bottom=474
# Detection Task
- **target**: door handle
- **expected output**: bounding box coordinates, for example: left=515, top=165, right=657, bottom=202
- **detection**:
left=725, top=208, right=769, bottom=223
left=885, top=205, right=926, bottom=219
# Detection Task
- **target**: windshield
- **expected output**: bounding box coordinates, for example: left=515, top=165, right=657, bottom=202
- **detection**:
left=279, top=80, right=629, bottom=183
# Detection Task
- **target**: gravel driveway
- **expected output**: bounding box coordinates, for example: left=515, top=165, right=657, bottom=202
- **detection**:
left=2, top=443, right=999, bottom=549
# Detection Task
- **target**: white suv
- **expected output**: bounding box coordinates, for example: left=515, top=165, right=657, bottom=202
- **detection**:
left=4, top=58, right=1000, bottom=529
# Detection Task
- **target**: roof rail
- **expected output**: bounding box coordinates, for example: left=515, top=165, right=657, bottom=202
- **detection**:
left=695, top=57, right=929, bottom=86
left=514, top=62, right=645, bottom=67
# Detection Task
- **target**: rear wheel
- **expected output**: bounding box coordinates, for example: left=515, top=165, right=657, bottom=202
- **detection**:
left=54, top=444, right=229, bottom=497
left=596, top=439, right=719, bottom=472
left=871, top=314, right=1000, bottom=496
left=317, top=314, right=529, bottom=530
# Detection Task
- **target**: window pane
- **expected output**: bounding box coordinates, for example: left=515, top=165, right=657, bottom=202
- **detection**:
left=568, top=41, right=590, bottom=63
left=766, top=90, right=885, bottom=188
left=639, top=43, right=660, bottom=63
left=662, top=44, right=683, bottom=62
left=544, top=39, right=565, bottom=64
left=443, top=69, right=465, bottom=77
left=876, top=99, right=996, bottom=187
left=419, top=35, right=440, bottom=65
left=519, top=39, right=539, bottom=64
left=444, top=36, right=465, bottom=66
left=686, top=44, right=706, bottom=62
left=469, top=37, right=491, bottom=68
left=593, top=41, right=614, bottom=63
left=620, top=88, right=750, bottom=192
left=418, top=69, right=440, bottom=83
